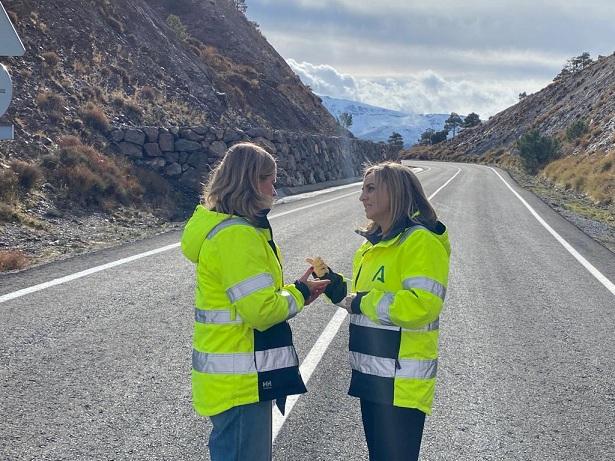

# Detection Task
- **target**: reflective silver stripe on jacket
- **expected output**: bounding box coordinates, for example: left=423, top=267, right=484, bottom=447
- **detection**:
left=403, top=277, right=447, bottom=300
left=406, top=318, right=440, bottom=332
left=255, top=346, right=298, bottom=372
left=398, top=225, right=427, bottom=245
left=375, top=292, right=395, bottom=325
left=280, top=290, right=299, bottom=320
left=195, top=309, right=242, bottom=324
left=350, top=314, right=400, bottom=331
left=397, top=358, right=438, bottom=379
left=192, top=350, right=256, bottom=374
left=206, top=217, right=252, bottom=240
left=227, top=273, right=274, bottom=303
left=350, top=314, right=439, bottom=333
left=349, top=351, right=438, bottom=380
left=193, top=346, right=298, bottom=374
left=349, top=351, right=396, bottom=378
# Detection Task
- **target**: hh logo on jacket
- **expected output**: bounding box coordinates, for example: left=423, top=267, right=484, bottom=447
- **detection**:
left=372, top=266, right=385, bottom=283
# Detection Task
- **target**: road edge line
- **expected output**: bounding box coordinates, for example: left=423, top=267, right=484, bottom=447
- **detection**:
left=489, top=167, right=614, bottom=295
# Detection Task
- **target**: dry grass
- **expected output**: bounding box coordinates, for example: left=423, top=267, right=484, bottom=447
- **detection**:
left=80, top=103, right=110, bottom=132
left=138, top=85, right=158, bottom=101
left=10, top=160, right=43, bottom=191
left=7, top=10, right=18, bottom=25
left=73, top=60, right=88, bottom=75
left=0, top=168, right=18, bottom=202
left=44, top=137, right=143, bottom=209
left=134, top=167, right=176, bottom=213
left=0, top=202, right=20, bottom=222
left=0, top=250, right=29, bottom=272
left=110, top=93, right=143, bottom=122
left=36, top=91, right=65, bottom=113
left=42, top=51, right=60, bottom=68
left=542, top=151, right=615, bottom=204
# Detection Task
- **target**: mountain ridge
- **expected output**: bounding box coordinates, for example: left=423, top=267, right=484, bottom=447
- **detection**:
left=320, top=95, right=448, bottom=146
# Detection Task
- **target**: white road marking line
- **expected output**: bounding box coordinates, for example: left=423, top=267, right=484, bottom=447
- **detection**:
left=0, top=243, right=181, bottom=303
left=0, top=189, right=362, bottom=304
left=272, top=308, right=347, bottom=441
left=276, top=181, right=362, bottom=204
left=271, top=167, right=461, bottom=439
left=490, top=167, right=615, bottom=296
left=269, top=190, right=360, bottom=219
left=431, top=168, right=461, bottom=197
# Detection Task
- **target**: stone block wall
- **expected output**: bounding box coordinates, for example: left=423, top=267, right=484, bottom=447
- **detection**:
left=109, top=125, right=389, bottom=193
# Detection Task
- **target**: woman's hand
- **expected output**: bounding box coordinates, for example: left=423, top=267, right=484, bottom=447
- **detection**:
left=297, top=267, right=330, bottom=305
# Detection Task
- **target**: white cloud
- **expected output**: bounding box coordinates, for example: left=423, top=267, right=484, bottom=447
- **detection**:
left=288, top=59, right=546, bottom=117
left=250, top=0, right=614, bottom=118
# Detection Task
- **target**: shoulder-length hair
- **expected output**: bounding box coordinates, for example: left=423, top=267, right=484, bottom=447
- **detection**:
left=202, top=142, right=276, bottom=222
left=361, top=161, right=438, bottom=235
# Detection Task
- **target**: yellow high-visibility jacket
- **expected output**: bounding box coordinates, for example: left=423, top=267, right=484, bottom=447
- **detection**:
left=181, top=205, right=307, bottom=417
left=343, top=220, right=450, bottom=415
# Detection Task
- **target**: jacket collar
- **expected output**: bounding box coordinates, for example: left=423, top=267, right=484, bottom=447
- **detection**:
left=358, top=217, right=447, bottom=247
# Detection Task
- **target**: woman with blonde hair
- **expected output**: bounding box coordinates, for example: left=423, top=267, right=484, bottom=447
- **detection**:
left=310, top=161, right=450, bottom=460
left=181, top=142, right=329, bottom=461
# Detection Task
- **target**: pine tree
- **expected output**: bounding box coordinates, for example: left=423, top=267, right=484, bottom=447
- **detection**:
left=418, top=129, right=435, bottom=145
left=463, top=112, right=481, bottom=128
left=444, top=112, right=463, bottom=137
left=387, top=132, right=404, bottom=153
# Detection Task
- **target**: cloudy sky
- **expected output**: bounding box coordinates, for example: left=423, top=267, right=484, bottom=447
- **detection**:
left=246, top=0, right=615, bottom=117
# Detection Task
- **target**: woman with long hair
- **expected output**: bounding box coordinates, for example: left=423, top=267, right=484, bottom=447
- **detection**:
left=181, top=142, right=329, bottom=461
left=311, top=161, right=451, bottom=460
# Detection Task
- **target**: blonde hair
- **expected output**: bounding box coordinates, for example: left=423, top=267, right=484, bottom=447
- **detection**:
left=361, top=161, right=438, bottom=234
left=202, top=143, right=276, bottom=222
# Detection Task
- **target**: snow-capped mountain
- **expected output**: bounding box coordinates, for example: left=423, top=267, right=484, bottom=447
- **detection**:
left=320, top=95, right=449, bottom=147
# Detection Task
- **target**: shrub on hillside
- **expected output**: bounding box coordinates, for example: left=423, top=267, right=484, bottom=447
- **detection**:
left=111, top=94, right=143, bottom=121
left=44, top=138, right=143, bottom=208
left=0, top=168, right=18, bottom=202
left=566, top=119, right=588, bottom=141
left=0, top=203, right=19, bottom=222
left=517, top=130, right=560, bottom=174
left=0, top=250, right=29, bottom=272
left=80, top=103, right=110, bottom=132
left=36, top=91, right=65, bottom=113
left=10, top=160, right=43, bottom=191
left=7, top=10, right=18, bottom=25
left=42, top=51, right=60, bottom=68
left=166, top=14, right=188, bottom=41
left=139, top=85, right=157, bottom=101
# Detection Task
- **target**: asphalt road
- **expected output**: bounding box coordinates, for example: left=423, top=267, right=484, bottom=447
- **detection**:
left=1, top=161, right=614, bottom=460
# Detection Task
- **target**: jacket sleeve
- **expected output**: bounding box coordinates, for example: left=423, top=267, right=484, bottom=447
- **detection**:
left=321, top=270, right=349, bottom=304
left=217, top=226, right=305, bottom=332
left=355, top=230, right=449, bottom=330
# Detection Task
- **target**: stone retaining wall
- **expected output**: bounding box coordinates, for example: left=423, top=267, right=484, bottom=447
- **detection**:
left=109, top=125, right=388, bottom=193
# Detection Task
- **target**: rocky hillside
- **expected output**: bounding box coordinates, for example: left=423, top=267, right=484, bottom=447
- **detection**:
left=0, top=0, right=339, bottom=162
left=404, top=53, right=615, bottom=205
left=0, top=0, right=359, bottom=272
left=401, top=53, right=615, bottom=252
left=407, top=53, right=615, bottom=159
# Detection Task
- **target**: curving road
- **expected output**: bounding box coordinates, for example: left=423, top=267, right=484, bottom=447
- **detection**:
left=1, top=161, right=614, bottom=460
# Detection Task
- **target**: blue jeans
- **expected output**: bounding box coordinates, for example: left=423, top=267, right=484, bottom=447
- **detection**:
left=208, top=400, right=272, bottom=461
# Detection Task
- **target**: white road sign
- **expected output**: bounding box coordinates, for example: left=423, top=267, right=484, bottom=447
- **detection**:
left=0, top=2, right=25, bottom=56
left=0, top=63, right=12, bottom=117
